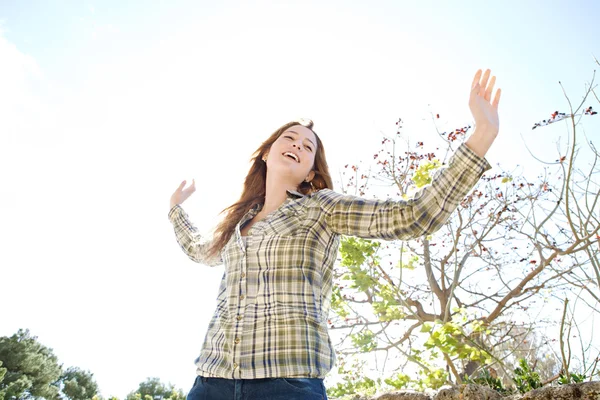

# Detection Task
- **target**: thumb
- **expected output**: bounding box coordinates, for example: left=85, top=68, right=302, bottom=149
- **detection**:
left=178, top=180, right=187, bottom=190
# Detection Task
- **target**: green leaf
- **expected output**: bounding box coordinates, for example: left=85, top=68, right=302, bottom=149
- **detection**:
left=350, top=330, right=377, bottom=353
left=412, top=159, right=441, bottom=188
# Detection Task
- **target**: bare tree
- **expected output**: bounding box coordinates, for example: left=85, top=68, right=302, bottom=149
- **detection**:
left=328, top=64, right=599, bottom=394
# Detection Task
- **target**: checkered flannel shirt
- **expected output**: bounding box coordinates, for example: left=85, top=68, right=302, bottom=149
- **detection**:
left=168, top=143, right=491, bottom=379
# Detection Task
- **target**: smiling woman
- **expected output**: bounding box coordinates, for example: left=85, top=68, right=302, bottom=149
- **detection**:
left=167, top=69, right=501, bottom=400
left=204, top=119, right=334, bottom=250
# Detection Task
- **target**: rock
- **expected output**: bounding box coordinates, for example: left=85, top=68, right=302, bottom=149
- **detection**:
left=371, top=391, right=431, bottom=400
left=343, top=382, right=600, bottom=400
left=434, top=384, right=502, bottom=399
left=505, top=381, right=600, bottom=399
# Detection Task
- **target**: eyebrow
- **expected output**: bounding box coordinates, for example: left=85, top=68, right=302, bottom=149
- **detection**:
left=288, top=130, right=317, bottom=148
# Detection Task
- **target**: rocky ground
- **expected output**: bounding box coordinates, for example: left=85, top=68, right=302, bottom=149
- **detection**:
left=351, top=382, right=600, bottom=400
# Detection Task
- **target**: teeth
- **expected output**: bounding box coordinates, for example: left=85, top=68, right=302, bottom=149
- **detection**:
left=283, top=152, right=299, bottom=162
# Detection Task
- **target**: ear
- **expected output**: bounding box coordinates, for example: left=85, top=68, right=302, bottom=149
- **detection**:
left=306, top=170, right=315, bottom=182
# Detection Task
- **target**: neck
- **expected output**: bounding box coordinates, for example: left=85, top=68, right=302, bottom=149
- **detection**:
left=261, top=173, right=297, bottom=215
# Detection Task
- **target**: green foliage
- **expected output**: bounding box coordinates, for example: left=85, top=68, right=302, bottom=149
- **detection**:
left=423, top=321, right=492, bottom=364
left=558, top=371, right=587, bottom=385
left=92, top=396, right=118, bottom=400
left=397, top=254, right=419, bottom=270
left=330, top=284, right=350, bottom=318
left=340, top=237, right=380, bottom=269
left=412, top=159, right=441, bottom=188
left=463, top=368, right=509, bottom=394
left=327, top=377, right=377, bottom=398
left=383, top=372, right=410, bottom=390
left=326, top=376, right=377, bottom=399
left=416, top=368, right=447, bottom=391
left=513, top=358, right=542, bottom=394
left=339, top=237, right=408, bottom=322
left=0, top=329, right=62, bottom=400
left=327, top=358, right=377, bottom=399
left=339, top=237, right=381, bottom=292
left=0, top=362, right=5, bottom=400
left=126, top=377, right=185, bottom=400
left=372, top=285, right=404, bottom=321
left=61, top=367, right=99, bottom=400
left=350, top=330, right=377, bottom=353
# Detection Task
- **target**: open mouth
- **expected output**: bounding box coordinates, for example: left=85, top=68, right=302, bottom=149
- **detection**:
left=282, top=152, right=300, bottom=163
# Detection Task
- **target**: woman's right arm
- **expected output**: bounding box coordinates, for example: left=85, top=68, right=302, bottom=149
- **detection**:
left=168, top=180, right=222, bottom=266
left=168, top=205, right=222, bottom=266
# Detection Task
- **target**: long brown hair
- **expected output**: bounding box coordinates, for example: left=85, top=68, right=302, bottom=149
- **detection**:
left=207, top=119, right=333, bottom=258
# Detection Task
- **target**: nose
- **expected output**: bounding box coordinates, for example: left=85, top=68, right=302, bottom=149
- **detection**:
left=292, top=142, right=303, bottom=151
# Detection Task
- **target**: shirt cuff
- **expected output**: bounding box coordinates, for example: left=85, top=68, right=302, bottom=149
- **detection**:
left=168, top=204, right=183, bottom=222
left=451, top=143, right=492, bottom=175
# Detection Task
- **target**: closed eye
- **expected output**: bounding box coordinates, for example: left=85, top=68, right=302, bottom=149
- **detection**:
left=282, top=133, right=314, bottom=152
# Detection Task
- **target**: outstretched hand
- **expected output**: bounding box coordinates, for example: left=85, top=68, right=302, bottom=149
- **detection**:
left=469, top=68, right=501, bottom=133
left=170, top=179, right=196, bottom=210
left=465, top=69, right=502, bottom=158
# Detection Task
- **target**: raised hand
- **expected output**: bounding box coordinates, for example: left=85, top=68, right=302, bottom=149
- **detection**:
left=465, top=69, right=502, bottom=157
left=170, top=179, right=196, bottom=209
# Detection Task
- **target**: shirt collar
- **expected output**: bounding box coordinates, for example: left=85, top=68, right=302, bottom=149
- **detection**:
left=247, top=190, right=306, bottom=215
left=286, top=189, right=305, bottom=199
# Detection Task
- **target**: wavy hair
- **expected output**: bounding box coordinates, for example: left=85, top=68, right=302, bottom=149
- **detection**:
left=207, top=119, right=333, bottom=258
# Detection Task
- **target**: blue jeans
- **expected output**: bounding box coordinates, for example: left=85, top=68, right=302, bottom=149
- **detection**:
left=186, top=375, right=328, bottom=400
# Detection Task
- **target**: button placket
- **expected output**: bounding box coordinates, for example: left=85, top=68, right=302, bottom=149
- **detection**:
left=232, top=236, right=247, bottom=379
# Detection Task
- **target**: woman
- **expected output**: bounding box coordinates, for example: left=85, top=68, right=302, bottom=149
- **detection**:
left=169, top=69, right=501, bottom=400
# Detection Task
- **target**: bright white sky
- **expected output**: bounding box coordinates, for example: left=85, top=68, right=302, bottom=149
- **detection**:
left=1, top=0, right=599, bottom=397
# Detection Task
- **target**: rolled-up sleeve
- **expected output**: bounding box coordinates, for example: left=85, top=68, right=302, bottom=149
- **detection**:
left=168, top=205, right=222, bottom=266
left=315, top=143, right=491, bottom=240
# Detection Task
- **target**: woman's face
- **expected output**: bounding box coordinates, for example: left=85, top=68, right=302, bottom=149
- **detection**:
left=265, top=125, right=317, bottom=184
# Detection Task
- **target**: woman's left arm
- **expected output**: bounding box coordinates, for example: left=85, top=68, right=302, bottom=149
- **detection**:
left=316, top=143, right=491, bottom=240
left=316, top=69, right=501, bottom=240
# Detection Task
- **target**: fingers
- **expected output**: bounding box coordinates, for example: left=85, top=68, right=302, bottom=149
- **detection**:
left=472, top=68, right=500, bottom=106
left=492, top=88, right=502, bottom=109
left=471, top=69, right=482, bottom=90
left=472, top=69, right=492, bottom=91
left=176, top=179, right=196, bottom=193
left=171, top=179, right=196, bottom=208
left=485, top=76, right=496, bottom=102
left=479, top=69, right=491, bottom=97
left=182, top=179, right=196, bottom=195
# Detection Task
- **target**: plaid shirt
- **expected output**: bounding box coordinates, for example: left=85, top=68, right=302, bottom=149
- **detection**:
left=168, top=143, right=491, bottom=379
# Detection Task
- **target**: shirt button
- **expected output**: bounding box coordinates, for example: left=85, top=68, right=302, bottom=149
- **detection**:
left=234, top=337, right=240, bottom=344
left=241, top=272, right=246, bottom=278
left=240, top=295, right=245, bottom=300
left=236, top=315, right=243, bottom=321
